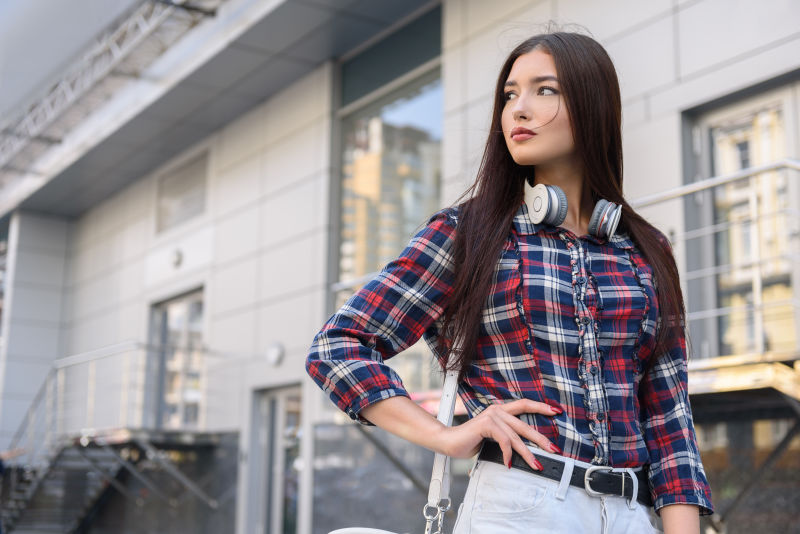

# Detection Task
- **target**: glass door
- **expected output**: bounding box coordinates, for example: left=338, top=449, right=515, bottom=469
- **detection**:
left=149, top=289, right=204, bottom=429
left=249, top=386, right=302, bottom=534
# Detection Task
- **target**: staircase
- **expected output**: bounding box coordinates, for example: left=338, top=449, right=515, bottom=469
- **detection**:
left=0, top=343, right=237, bottom=534
left=3, top=440, right=123, bottom=533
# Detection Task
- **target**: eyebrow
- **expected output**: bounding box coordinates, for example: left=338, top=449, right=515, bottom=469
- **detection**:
left=504, top=75, right=559, bottom=87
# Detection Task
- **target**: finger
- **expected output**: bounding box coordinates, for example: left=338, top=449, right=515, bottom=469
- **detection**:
left=496, top=409, right=561, bottom=455
left=484, top=417, right=543, bottom=471
left=502, top=398, right=562, bottom=416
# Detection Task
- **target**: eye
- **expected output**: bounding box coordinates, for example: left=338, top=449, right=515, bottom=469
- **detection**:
left=503, top=91, right=517, bottom=102
left=538, top=86, right=559, bottom=96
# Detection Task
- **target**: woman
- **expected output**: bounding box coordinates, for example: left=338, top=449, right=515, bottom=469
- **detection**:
left=307, top=31, right=713, bottom=533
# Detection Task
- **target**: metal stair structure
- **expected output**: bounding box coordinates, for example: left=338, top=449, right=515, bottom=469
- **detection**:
left=3, top=439, right=124, bottom=533
left=0, top=343, right=237, bottom=534
left=2, top=429, right=237, bottom=534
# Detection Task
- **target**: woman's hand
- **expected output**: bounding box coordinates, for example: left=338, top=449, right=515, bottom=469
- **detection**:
left=360, top=396, right=561, bottom=471
left=433, top=399, right=561, bottom=471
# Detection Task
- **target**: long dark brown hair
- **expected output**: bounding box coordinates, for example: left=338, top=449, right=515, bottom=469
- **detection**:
left=440, top=32, right=684, bottom=377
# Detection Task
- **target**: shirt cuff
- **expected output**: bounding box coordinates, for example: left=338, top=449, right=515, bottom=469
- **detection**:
left=654, top=491, right=714, bottom=516
left=345, top=387, right=410, bottom=426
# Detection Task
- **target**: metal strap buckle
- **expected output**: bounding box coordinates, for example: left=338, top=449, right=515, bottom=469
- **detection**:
left=583, top=465, right=614, bottom=497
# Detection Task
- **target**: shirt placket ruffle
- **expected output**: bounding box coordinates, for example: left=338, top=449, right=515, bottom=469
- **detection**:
left=563, top=233, right=611, bottom=465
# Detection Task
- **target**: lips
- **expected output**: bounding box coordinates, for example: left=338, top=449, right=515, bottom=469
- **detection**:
left=510, top=126, right=536, bottom=141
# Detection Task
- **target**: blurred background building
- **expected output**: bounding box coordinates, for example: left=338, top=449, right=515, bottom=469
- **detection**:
left=0, top=0, right=798, bottom=533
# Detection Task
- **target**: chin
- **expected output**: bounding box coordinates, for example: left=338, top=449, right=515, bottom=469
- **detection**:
left=509, top=152, right=543, bottom=166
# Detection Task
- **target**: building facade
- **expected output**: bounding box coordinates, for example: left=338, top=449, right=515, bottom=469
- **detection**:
left=0, top=1, right=798, bottom=533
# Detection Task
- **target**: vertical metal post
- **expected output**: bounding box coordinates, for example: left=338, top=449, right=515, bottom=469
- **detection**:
left=749, top=173, right=765, bottom=354
left=120, top=351, right=130, bottom=428
left=44, top=372, right=55, bottom=455
left=56, top=368, right=65, bottom=438
left=87, top=359, right=96, bottom=429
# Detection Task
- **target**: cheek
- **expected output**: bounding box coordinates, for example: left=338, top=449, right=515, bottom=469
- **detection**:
left=500, top=108, right=512, bottom=132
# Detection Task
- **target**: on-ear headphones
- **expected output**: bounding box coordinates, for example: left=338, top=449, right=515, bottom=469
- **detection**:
left=524, top=180, right=622, bottom=239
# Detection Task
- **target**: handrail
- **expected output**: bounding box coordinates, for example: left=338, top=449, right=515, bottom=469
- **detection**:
left=630, top=157, right=800, bottom=208
left=7, top=368, right=56, bottom=453
left=5, top=341, right=222, bottom=465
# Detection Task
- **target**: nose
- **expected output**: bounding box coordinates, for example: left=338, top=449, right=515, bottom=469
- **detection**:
left=512, top=95, right=530, bottom=121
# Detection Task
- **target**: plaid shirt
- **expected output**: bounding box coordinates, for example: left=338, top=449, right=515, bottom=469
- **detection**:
left=307, top=203, right=713, bottom=514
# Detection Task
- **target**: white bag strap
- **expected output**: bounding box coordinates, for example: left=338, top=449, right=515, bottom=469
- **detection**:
left=423, top=363, right=460, bottom=534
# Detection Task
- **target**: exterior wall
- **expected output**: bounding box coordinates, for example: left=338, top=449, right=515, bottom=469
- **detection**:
left=0, top=212, right=69, bottom=448
left=49, top=61, right=332, bottom=533
left=59, top=60, right=331, bottom=428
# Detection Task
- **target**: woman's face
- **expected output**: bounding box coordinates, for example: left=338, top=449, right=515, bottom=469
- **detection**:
left=501, top=48, right=576, bottom=168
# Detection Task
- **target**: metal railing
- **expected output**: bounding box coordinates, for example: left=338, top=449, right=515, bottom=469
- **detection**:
left=5, top=341, right=220, bottom=473
left=631, top=157, right=800, bottom=362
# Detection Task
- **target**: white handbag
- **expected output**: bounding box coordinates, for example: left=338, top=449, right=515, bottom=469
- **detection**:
left=329, top=366, right=461, bottom=534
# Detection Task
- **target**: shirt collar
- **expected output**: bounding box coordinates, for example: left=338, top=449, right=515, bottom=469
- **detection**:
left=512, top=201, right=635, bottom=250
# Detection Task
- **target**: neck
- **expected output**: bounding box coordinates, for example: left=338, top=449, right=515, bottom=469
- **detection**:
left=533, top=162, right=592, bottom=235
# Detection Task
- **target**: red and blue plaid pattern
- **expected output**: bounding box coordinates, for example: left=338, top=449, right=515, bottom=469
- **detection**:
left=307, top=203, right=713, bottom=514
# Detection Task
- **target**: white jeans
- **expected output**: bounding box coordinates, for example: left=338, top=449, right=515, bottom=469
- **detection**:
left=451, top=447, right=663, bottom=534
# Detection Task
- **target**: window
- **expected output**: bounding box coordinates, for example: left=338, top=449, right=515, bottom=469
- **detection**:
left=685, top=84, right=799, bottom=359
left=338, top=71, right=442, bottom=285
left=156, top=150, right=208, bottom=233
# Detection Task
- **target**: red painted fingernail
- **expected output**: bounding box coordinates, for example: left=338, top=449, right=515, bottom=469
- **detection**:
left=549, top=443, right=562, bottom=454
left=532, top=459, right=543, bottom=471
left=507, top=459, right=512, bottom=469
left=546, top=401, right=563, bottom=415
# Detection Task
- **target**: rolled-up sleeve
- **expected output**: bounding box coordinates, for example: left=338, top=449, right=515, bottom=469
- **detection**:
left=639, top=323, right=714, bottom=515
left=306, top=210, right=457, bottom=424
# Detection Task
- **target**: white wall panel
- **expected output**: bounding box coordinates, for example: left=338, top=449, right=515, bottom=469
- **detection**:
left=144, top=226, right=213, bottom=287
left=259, top=231, right=322, bottom=302
left=212, top=154, right=262, bottom=217
left=678, top=0, right=800, bottom=78
left=210, top=256, right=259, bottom=315
left=6, top=286, right=62, bottom=324
left=259, top=176, right=322, bottom=249
left=209, top=308, right=257, bottom=357
left=262, top=122, right=330, bottom=196
left=256, top=290, right=322, bottom=354
left=606, top=16, right=675, bottom=100
left=214, top=205, right=260, bottom=264
left=11, top=249, right=65, bottom=286
left=463, top=0, right=532, bottom=40
left=15, top=213, right=69, bottom=254
left=216, top=101, right=269, bottom=173
left=262, top=65, right=332, bottom=146
left=4, top=321, right=60, bottom=362
left=558, top=0, right=671, bottom=41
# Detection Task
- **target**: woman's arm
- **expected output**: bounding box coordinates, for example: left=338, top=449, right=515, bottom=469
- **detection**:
left=660, top=504, right=700, bottom=534
left=639, top=321, right=714, bottom=516
left=361, top=396, right=561, bottom=470
left=307, top=211, right=458, bottom=424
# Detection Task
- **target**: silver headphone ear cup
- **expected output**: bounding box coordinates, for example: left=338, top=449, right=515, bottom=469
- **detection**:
left=528, top=183, right=550, bottom=224
left=588, top=199, right=608, bottom=237
left=548, top=185, right=568, bottom=226
left=606, top=203, right=622, bottom=239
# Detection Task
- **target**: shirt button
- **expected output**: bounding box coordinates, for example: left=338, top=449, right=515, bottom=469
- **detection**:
left=581, top=317, right=591, bottom=325
left=590, top=365, right=598, bottom=375
left=597, top=413, right=606, bottom=422
left=578, top=276, right=586, bottom=284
